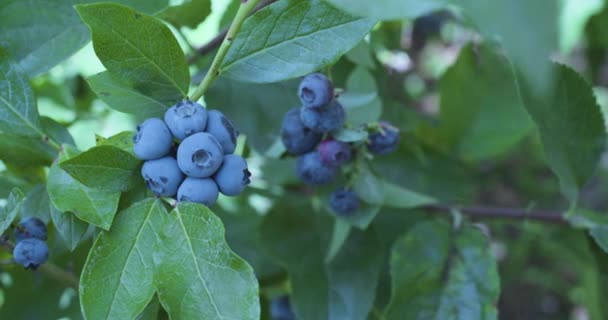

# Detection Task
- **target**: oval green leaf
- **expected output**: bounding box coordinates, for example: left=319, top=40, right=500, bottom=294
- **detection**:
left=221, top=0, right=376, bottom=83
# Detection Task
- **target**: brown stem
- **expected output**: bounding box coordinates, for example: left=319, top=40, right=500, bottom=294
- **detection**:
left=187, top=0, right=278, bottom=64
left=424, top=204, right=567, bottom=224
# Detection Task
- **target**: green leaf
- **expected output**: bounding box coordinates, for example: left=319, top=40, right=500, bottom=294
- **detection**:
left=342, top=67, right=382, bottom=125
left=158, top=0, right=211, bottom=29
left=332, top=127, right=368, bottom=143
left=87, top=71, right=168, bottom=118
left=382, top=181, right=436, bottom=209
left=47, top=147, right=121, bottom=230
left=96, top=130, right=136, bottom=154
left=60, top=145, right=141, bottom=192
left=0, top=0, right=89, bottom=76
left=520, top=64, right=607, bottom=204
left=455, top=0, right=558, bottom=95
left=76, top=3, right=189, bottom=105
left=0, top=188, right=24, bottom=235
left=154, top=202, right=260, bottom=319
left=21, top=185, right=51, bottom=223
left=260, top=203, right=382, bottom=320
left=0, top=172, right=34, bottom=199
left=49, top=203, right=88, bottom=251
left=80, top=199, right=167, bottom=320
left=136, top=295, right=162, bottom=320
left=0, top=117, right=71, bottom=166
left=328, top=229, right=383, bottom=320
left=206, top=77, right=300, bottom=152
left=325, top=219, right=351, bottom=262
left=260, top=203, right=330, bottom=319
left=221, top=0, right=376, bottom=83
left=324, top=0, right=446, bottom=20
left=353, top=167, right=384, bottom=205
left=421, top=44, right=533, bottom=161
left=0, top=48, right=42, bottom=137
left=385, top=220, right=500, bottom=319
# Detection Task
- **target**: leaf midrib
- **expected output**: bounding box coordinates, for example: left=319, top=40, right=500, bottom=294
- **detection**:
left=0, top=94, right=41, bottom=136
left=175, top=209, right=223, bottom=318
left=221, top=16, right=371, bottom=71
left=104, top=201, right=157, bottom=318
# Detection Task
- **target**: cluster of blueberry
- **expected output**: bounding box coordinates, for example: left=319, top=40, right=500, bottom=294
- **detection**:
left=281, top=73, right=400, bottom=216
left=12, top=217, right=49, bottom=269
left=133, top=101, right=251, bottom=206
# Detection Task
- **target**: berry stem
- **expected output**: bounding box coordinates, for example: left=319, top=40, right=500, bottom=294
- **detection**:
left=39, top=263, right=80, bottom=289
left=189, top=0, right=262, bottom=102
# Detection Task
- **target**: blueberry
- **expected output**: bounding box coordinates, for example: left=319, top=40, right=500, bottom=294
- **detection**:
left=177, top=132, right=224, bottom=178
left=281, top=108, right=322, bottom=155
left=270, top=296, right=296, bottom=320
left=15, top=217, right=47, bottom=242
left=298, top=73, right=334, bottom=109
left=329, top=189, right=360, bottom=216
left=164, top=100, right=208, bottom=140
left=177, top=177, right=219, bottom=206
left=299, top=100, right=345, bottom=133
left=141, top=156, right=184, bottom=197
left=367, top=122, right=400, bottom=155
left=318, top=139, right=353, bottom=167
left=206, top=110, right=238, bottom=154
left=13, top=238, right=49, bottom=269
left=296, top=151, right=336, bottom=185
left=213, top=155, right=251, bottom=196
left=133, top=118, right=173, bottom=160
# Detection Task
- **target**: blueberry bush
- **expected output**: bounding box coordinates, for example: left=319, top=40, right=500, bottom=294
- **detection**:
left=2, top=0, right=608, bottom=319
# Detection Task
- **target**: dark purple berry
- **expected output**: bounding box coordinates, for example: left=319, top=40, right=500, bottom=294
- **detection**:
left=296, top=151, right=336, bottom=185
left=13, top=238, right=49, bottom=269
left=329, top=189, right=360, bottom=216
left=318, top=139, right=353, bottom=167
left=298, top=73, right=334, bottom=109
left=281, top=108, right=322, bottom=155
left=299, top=100, right=345, bottom=133
left=15, top=217, right=47, bottom=242
left=367, top=122, right=400, bottom=155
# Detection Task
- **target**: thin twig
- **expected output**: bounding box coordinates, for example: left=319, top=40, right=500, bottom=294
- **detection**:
left=424, top=204, right=567, bottom=224
left=187, top=0, right=277, bottom=64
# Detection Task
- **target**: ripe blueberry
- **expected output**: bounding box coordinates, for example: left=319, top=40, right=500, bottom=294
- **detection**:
left=206, top=110, right=238, bottom=154
left=177, top=177, right=219, bottom=207
left=329, top=189, right=360, bottom=216
left=270, top=296, right=296, bottom=320
left=164, top=100, right=208, bottom=140
left=367, top=122, right=400, bottom=155
left=141, top=156, right=184, bottom=197
left=299, top=100, right=345, bottom=133
left=213, top=154, right=251, bottom=196
left=13, top=238, right=49, bottom=269
left=298, top=73, right=334, bottom=109
left=15, top=217, right=47, bottom=242
left=177, top=132, right=224, bottom=178
left=296, top=151, right=336, bottom=185
left=133, top=118, right=173, bottom=160
left=318, top=139, right=353, bottom=167
left=280, top=108, right=322, bottom=155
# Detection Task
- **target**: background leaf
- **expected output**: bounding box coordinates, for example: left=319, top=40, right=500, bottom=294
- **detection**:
left=0, top=49, right=42, bottom=137
left=49, top=203, right=88, bottom=252
left=520, top=64, right=606, bottom=204
left=220, top=0, right=376, bottom=83
left=324, top=0, right=446, bottom=21
left=158, top=0, right=212, bottom=29
left=0, top=188, right=25, bottom=235
left=384, top=219, right=500, bottom=319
